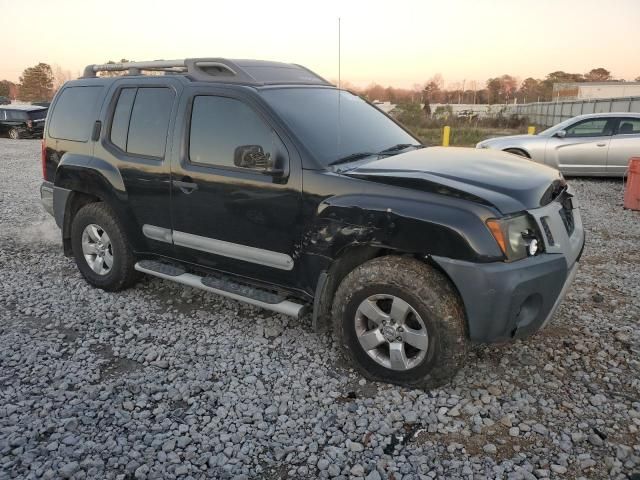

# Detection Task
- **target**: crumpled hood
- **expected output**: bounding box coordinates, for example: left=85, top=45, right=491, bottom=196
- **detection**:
left=345, top=147, right=563, bottom=214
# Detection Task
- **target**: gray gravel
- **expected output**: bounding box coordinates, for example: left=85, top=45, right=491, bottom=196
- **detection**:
left=0, top=137, right=639, bottom=479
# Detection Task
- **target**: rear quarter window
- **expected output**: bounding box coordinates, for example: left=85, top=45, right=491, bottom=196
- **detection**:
left=48, top=86, right=103, bottom=142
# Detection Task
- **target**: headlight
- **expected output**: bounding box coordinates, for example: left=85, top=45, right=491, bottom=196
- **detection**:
left=476, top=142, right=489, bottom=149
left=486, top=214, right=543, bottom=261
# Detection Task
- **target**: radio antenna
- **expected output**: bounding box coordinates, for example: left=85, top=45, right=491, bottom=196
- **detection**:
left=337, top=17, right=342, bottom=156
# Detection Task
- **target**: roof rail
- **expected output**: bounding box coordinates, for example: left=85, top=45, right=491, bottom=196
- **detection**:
left=82, top=58, right=332, bottom=86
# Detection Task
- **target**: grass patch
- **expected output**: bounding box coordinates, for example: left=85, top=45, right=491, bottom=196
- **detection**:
left=411, top=127, right=524, bottom=147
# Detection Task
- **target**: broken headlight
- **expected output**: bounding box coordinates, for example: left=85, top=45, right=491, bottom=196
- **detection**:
left=486, top=214, right=542, bottom=261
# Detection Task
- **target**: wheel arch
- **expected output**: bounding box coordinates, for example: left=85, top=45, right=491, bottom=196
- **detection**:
left=311, top=243, right=469, bottom=337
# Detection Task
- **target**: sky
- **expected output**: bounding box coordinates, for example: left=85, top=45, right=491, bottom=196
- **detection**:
left=1, top=0, right=639, bottom=89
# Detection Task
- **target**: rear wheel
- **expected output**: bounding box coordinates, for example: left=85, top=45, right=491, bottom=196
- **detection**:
left=8, top=128, right=19, bottom=140
left=71, top=202, right=139, bottom=291
left=332, top=256, right=467, bottom=389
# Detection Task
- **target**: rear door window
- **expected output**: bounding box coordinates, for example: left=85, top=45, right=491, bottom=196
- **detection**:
left=49, top=86, right=103, bottom=141
left=110, top=88, right=137, bottom=151
left=125, top=88, right=174, bottom=158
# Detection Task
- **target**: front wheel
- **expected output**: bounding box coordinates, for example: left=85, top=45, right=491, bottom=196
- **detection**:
left=8, top=128, right=19, bottom=140
left=70, top=202, right=139, bottom=291
left=332, top=256, right=467, bottom=389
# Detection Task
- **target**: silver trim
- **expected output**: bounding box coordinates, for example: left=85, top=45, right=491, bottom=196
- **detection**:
left=142, top=225, right=295, bottom=271
left=134, top=262, right=304, bottom=318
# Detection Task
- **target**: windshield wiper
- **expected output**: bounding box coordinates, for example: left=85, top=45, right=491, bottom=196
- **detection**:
left=377, top=143, right=424, bottom=154
left=327, top=152, right=378, bottom=167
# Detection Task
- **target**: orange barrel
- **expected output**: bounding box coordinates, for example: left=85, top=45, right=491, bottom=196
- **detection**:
left=624, top=157, right=640, bottom=211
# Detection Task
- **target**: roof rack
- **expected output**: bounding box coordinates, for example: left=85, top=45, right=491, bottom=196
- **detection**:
left=82, top=58, right=333, bottom=86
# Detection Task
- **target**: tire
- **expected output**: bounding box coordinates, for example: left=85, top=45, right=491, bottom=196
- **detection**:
left=332, top=256, right=467, bottom=389
left=8, top=128, right=19, bottom=140
left=70, top=202, right=139, bottom=291
left=504, top=148, right=529, bottom=158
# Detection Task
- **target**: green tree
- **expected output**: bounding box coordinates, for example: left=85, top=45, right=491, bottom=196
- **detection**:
left=584, top=68, right=612, bottom=82
left=486, top=75, right=518, bottom=103
left=18, top=63, right=54, bottom=102
left=518, top=77, right=543, bottom=103
left=0, top=80, right=15, bottom=98
left=540, top=71, right=584, bottom=100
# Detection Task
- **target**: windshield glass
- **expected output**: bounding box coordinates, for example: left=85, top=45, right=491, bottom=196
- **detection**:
left=260, top=88, right=418, bottom=166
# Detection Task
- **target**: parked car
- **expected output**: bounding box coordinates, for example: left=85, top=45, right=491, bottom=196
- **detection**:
left=457, top=109, right=478, bottom=120
left=40, top=58, right=585, bottom=388
left=476, top=112, right=640, bottom=176
left=0, top=105, right=48, bottom=139
left=0, top=96, right=10, bottom=105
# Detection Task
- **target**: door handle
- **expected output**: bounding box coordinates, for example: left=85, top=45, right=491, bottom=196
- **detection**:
left=596, top=143, right=607, bottom=147
left=173, top=177, right=198, bottom=194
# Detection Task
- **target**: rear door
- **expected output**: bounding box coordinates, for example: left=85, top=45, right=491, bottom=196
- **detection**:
left=168, top=86, right=303, bottom=288
left=94, top=80, right=179, bottom=257
left=546, top=117, right=617, bottom=175
left=607, top=117, right=640, bottom=176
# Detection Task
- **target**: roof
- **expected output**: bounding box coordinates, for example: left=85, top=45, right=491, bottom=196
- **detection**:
left=82, top=58, right=333, bottom=87
left=0, top=105, right=48, bottom=112
left=554, top=81, right=640, bottom=88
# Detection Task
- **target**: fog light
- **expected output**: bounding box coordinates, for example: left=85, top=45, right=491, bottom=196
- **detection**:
left=527, top=238, right=539, bottom=256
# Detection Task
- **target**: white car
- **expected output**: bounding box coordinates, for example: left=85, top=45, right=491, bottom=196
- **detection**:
left=476, top=112, right=640, bottom=176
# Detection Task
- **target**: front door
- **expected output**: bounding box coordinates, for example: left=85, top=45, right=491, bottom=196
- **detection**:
left=169, top=88, right=303, bottom=288
left=608, top=117, right=640, bottom=176
left=546, top=117, right=617, bottom=175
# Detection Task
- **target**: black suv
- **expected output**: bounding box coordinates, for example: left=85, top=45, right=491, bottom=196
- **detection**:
left=40, top=58, right=585, bottom=388
left=0, top=105, right=48, bottom=139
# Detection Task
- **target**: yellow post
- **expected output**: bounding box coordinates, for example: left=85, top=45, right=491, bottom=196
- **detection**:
left=442, top=126, right=451, bottom=146
left=528, top=126, right=536, bottom=135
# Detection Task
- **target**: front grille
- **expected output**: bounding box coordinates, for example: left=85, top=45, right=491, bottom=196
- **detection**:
left=540, top=216, right=555, bottom=245
left=559, top=198, right=575, bottom=235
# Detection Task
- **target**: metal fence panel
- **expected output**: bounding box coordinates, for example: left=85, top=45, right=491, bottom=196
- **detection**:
left=504, top=96, right=640, bottom=127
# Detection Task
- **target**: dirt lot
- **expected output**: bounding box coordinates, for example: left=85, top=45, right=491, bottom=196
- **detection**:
left=0, top=138, right=638, bottom=479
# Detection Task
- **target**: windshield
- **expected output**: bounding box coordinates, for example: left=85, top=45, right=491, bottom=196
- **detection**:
left=260, top=88, right=418, bottom=166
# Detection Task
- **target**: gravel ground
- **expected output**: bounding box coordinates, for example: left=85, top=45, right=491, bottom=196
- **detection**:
left=0, top=138, right=638, bottom=480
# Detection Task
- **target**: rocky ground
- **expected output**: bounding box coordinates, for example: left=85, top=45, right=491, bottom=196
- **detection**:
left=0, top=138, right=638, bottom=479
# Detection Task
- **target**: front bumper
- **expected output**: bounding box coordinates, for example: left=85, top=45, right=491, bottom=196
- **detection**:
left=40, top=181, right=54, bottom=216
left=433, top=192, right=585, bottom=343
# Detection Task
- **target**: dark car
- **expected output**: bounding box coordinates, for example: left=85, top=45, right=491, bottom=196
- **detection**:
left=39, top=58, right=585, bottom=388
left=0, top=105, right=48, bottom=139
left=0, top=96, right=10, bottom=105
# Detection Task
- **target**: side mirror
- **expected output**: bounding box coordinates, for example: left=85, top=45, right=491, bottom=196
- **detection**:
left=554, top=130, right=567, bottom=139
left=234, top=145, right=275, bottom=171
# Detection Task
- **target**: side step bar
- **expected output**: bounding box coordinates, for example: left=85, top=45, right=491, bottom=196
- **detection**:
left=135, top=260, right=306, bottom=318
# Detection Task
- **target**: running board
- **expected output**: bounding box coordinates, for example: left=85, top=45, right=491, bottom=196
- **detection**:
left=135, top=260, right=306, bottom=318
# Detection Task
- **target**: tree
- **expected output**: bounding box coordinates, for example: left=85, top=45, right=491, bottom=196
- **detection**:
left=0, top=80, right=15, bottom=98
left=584, top=68, right=612, bottom=82
left=486, top=75, right=518, bottom=103
left=518, top=77, right=543, bottom=103
left=540, top=71, right=584, bottom=100
left=422, top=81, right=440, bottom=102
left=53, top=64, right=73, bottom=90
left=634, top=76, right=640, bottom=82
left=18, top=63, right=54, bottom=102
left=99, top=59, right=132, bottom=77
